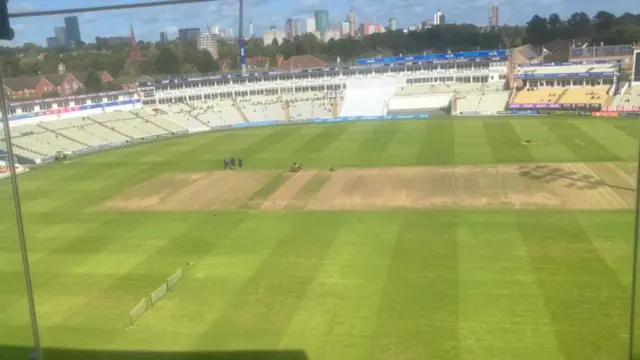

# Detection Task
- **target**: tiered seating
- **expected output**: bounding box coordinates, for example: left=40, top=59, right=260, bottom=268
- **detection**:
left=284, top=92, right=332, bottom=120
left=455, top=95, right=482, bottom=112
left=91, top=112, right=167, bottom=139
left=616, top=87, right=640, bottom=106
left=517, top=63, right=616, bottom=76
left=40, top=117, right=112, bottom=146
left=476, top=92, right=510, bottom=112
left=558, top=87, right=610, bottom=105
left=190, top=100, right=243, bottom=126
left=236, top=95, right=285, bottom=121
left=512, top=88, right=561, bottom=103
left=10, top=124, right=85, bottom=155
left=396, top=83, right=485, bottom=96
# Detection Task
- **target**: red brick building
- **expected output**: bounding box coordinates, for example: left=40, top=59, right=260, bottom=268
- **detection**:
left=3, top=71, right=114, bottom=100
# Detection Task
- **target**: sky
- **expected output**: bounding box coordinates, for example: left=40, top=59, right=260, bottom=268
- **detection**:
left=1, top=0, right=635, bottom=47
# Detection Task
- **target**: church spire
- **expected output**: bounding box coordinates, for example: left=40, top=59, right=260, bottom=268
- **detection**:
left=129, top=23, right=142, bottom=61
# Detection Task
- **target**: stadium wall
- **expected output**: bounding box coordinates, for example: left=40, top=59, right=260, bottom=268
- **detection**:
left=7, top=100, right=142, bottom=126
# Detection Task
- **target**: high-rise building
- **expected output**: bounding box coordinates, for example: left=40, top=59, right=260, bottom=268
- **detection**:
left=248, top=21, right=254, bottom=38
left=178, top=28, right=200, bottom=42
left=159, top=31, right=169, bottom=43
left=211, top=25, right=220, bottom=35
left=285, top=18, right=295, bottom=38
left=262, top=28, right=284, bottom=45
left=46, top=37, right=59, bottom=49
left=341, top=21, right=349, bottom=37
left=314, top=10, right=329, bottom=36
left=64, top=16, right=82, bottom=45
left=489, top=4, right=499, bottom=27
left=388, top=18, right=397, bottom=31
left=198, top=30, right=219, bottom=59
left=306, top=17, right=316, bottom=34
left=54, top=26, right=66, bottom=46
left=347, top=8, right=357, bottom=37
left=434, top=11, right=445, bottom=25
left=292, top=19, right=301, bottom=37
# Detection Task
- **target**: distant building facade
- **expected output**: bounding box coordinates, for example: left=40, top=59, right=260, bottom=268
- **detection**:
left=64, top=16, right=82, bottom=45
left=198, top=31, right=219, bottom=60
left=314, top=10, right=329, bottom=36
left=178, top=28, right=200, bottom=42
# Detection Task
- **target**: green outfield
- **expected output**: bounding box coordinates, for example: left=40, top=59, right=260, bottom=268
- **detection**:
left=1, top=116, right=639, bottom=360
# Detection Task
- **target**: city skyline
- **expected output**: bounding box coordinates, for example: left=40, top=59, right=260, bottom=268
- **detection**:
left=1, top=0, right=636, bottom=46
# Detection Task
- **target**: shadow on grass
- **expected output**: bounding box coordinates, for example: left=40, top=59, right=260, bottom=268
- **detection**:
left=516, top=164, right=635, bottom=192
left=0, top=345, right=309, bottom=360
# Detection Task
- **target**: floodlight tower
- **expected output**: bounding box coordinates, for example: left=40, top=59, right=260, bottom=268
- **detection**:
left=238, top=0, right=246, bottom=74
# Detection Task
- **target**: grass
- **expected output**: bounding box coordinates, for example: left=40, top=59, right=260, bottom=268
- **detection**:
left=0, top=116, right=639, bottom=360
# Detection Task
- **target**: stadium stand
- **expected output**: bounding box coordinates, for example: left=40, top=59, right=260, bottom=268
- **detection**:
left=236, top=95, right=285, bottom=122
left=558, top=87, right=611, bottom=105
left=512, top=88, right=563, bottom=103
left=613, top=86, right=640, bottom=106
left=20, top=49, right=622, bottom=162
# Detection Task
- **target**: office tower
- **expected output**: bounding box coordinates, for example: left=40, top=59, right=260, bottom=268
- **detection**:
left=341, top=21, right=349, bottom=37
left=489, top=4, right=499, bottom=27
left=307, top=17, right=316, bottom=33
left=248, top=21, right=254, bottom=37
left=178, top=28, right=200, bottom=42
left=292, top=19, right=301, bottom=36
left=64, top=16, right=81, bottom=45
left=285, top=18, right=294, bottom=38
left=314, top=10, right=329, bottom=35
left=159, top=31, right=168, bottom=43
left=46, top=37, right=59, bottom=48
left=434, top=11, right=445, bottom=25
left=54, top=26, right=66, bottom=45
left=389, top=18, right=397, bottom=31
left=198, top=30, right=219, bottom=59
left=347, top=7, right=357, bottom=37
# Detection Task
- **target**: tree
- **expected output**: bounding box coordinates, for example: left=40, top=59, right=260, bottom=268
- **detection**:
left=194, top=50, right=220, bottom=73
left=526, top=15, right=549, bottom=44
left=154, top=47, right=181, bottom=74
left=84, top=70, right=103, bottom=93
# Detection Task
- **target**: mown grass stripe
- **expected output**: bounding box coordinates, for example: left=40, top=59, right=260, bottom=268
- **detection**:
left=516, top=212, right=628, bottom=360
left=609, top=119, right=639, bottom=140
left=483, top=120, right=535, bottom=163
left=542, top=119, right=621, bottom=161
left=238, top=125, right=305, bottom=158
left=197, top=212, right=346, bottom=349
left=356, top=121, right=402, bottom=166
left=371, top=212, right=460, bottom=360
left=417, top=120, right=455, bottom=165
left=293, top=124, right=350, bottom=163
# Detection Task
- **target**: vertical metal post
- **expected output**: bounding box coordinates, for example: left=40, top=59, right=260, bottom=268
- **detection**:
left=0, top=67, right=42, bottom=360
left=238, top=0, right=246, bottom=74
left=628, top=128, right=640, bottom=360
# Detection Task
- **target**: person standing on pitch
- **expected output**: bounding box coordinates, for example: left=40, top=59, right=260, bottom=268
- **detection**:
left=230, top=156, right=236, bottom=169
left=224, top=157, right=230, bottom=170
left=238, top=156, right=244, bottom=168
